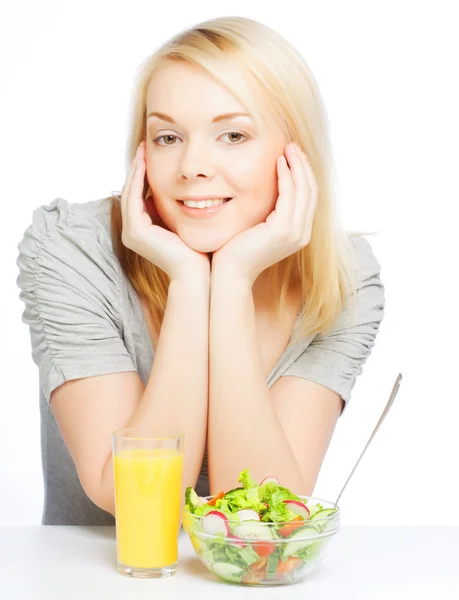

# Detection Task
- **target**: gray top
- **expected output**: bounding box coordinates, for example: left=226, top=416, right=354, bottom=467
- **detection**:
left=16, top=197, right=385, bottom=525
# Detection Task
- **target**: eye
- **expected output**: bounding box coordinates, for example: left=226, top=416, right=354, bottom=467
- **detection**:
left=152, top=131, right=248, bottom=146
left=153, top=134, right=178, bottom=146
left=221, top=131, right=247, bottom=144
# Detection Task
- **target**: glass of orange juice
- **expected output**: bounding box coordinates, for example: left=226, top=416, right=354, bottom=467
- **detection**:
left=112, top=427, right=184, bottom=578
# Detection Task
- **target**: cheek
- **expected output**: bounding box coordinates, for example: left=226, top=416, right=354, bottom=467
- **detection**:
left=145, top=160, right=168, bottom=191
left=145, top=163, right=173, bottom=206
left=237, top=157, right=279, bottom=215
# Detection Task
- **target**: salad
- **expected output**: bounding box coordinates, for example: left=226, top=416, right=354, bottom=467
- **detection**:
left=183, top=468, right=339, bottom=584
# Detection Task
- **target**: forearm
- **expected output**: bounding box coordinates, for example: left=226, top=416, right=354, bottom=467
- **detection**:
left=100, top=272, right=210, bottom=515
left=208, top=266, right=304, bottom=493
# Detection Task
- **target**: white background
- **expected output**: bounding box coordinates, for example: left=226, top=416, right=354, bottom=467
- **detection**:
left=2, top=0, right=457, bottom=527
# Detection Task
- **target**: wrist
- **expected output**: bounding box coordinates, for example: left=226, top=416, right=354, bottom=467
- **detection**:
left=170, top=266, right=211, bottom=292
left=211, top=261, right=253, bottom=295
left=211, top=257, right=254, bottom=289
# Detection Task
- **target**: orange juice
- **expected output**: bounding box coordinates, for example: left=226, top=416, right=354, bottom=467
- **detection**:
left=114, top=447, right=183, bottom=568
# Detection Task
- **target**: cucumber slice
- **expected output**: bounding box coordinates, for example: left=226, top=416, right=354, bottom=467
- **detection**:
left=212, top=562, right=244, bottom=583
left=310, top=508, right=339, bottom=532
left=233, top=522, right=275, bottom=540
left=282, top=526, right=320, bottom=558
left=310, top=508, right=338, bottom=519
left=185, top=487, right=200, bottom=510
left=306, top=503, right=324, bottom=518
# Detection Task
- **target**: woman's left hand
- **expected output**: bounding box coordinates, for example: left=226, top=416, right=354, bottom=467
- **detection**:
left=211, top=142, right=319, bottom=285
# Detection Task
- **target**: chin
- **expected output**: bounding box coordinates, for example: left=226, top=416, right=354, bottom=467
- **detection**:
left=177, top=229, right=232, bottom=253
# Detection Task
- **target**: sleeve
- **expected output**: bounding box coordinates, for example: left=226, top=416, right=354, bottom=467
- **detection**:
left=16, top=198, right=136, bottom=403
left=282, top=235, right=385, bottom=415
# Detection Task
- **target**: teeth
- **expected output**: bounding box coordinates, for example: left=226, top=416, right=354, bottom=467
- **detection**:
left=182, top=198, right=228, bottom=208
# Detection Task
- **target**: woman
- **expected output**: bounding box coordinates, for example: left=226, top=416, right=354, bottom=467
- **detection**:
left=16, top=16, right=385, bottom=525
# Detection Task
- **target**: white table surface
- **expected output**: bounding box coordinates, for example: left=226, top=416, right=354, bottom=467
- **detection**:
left=1, top=526, right=458, bottom=599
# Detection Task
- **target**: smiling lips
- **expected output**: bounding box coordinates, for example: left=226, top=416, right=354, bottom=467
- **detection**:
left=179, top=198, right=230, bottom=208
left=177, top=197, right=233, bottom=217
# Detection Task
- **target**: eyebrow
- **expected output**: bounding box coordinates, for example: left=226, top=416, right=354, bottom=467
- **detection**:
left=146, top=111, right=253, bottom=124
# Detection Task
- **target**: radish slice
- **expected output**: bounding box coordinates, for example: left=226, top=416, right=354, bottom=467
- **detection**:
left=260, top=476, right=280, bottom=485
left=283, top=499, right=310, bottom=519
left=202, top=511, right=230, bottom=536
left=228, top=534, right=247, bottom=548
left=236, top=509, right=260, bottom=522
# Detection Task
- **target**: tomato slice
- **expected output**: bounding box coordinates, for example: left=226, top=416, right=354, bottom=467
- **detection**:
left=207, top=491, right=225, bottom=506
left=276, top=556, right=303, bottom=574
left=252, top=541, right=276, bottom=557
left=278, top=516, right=304, bottom=537
left=242, top=557, right=268, bottom=584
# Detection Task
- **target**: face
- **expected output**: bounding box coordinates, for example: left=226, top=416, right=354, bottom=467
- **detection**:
left=144, top=62, right=288, bottom=253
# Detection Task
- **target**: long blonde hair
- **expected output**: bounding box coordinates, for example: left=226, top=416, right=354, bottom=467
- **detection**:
left=109, top=16, right=377, bottom=343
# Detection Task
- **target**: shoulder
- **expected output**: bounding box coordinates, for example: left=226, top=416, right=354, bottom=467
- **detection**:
left=15, top=197, right=135, bottom=404
left=280, top=234, right=385, bottom=412
left=16, top=196, right=121, bottom=305
left=17, top=196, right=114, bottom=258
left=347, top=233, right=383, bottom=282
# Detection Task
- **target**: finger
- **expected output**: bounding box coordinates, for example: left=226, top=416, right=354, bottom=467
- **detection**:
left=288, top=146, right=311, bottom=224
left=121, top=157, right=142, bottom=229
left=125, top=153, right=147, bottom=226
left=274, top=154, right=295, bottom=223
left=121, top=145, right=142, bottom=216
left=297, top=151, right=319, bottom=230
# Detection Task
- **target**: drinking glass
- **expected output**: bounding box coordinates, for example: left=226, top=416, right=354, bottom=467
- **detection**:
left=112, top=427, right=184, bottom=578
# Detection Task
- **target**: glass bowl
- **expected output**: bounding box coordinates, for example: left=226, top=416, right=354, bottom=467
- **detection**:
left=183, top=495, right=340, bottom=586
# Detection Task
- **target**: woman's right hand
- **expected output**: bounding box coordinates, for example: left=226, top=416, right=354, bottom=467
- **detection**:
left=120, top=141, right=210, bottom=282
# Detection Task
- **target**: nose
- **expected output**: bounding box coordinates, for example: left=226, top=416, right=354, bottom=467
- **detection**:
left=178, top=140, right=214, bottom=180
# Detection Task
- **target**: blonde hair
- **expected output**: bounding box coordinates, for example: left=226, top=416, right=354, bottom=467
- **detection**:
left=109, top=15, right=378, bottom=343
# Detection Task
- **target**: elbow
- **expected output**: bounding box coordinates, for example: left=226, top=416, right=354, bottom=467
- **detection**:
left=87, top=453, right=116, bottom=517
left=86, top=485, right=116, bottom=518
left=79, top=474, right=116, bottom=518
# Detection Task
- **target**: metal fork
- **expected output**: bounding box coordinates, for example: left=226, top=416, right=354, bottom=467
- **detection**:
left=334, top=373, right=402, bottom=508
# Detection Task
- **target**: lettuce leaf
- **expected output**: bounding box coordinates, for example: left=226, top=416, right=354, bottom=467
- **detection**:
left=238, top=468, right=258, bottom=489
left=261, top=504, right=298, bottom=523
left=193, top=503, right=220, bottom=518
left=184, top=468, right=311, bottom=527
left=205, top=534, right=259, bottom=568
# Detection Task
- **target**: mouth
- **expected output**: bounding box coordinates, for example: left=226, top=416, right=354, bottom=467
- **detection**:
left=177, top=197, right=233, bottom=217
left=177, top=198, right=232, bottom=207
